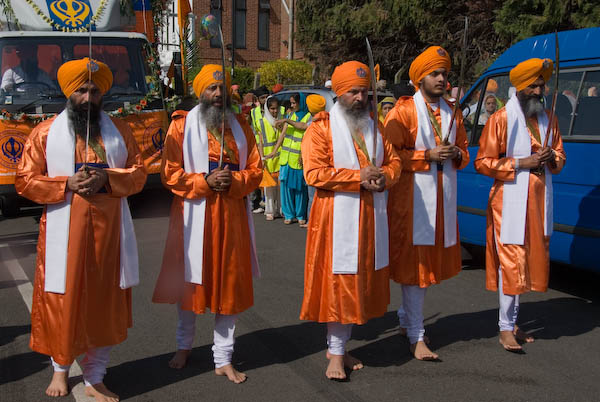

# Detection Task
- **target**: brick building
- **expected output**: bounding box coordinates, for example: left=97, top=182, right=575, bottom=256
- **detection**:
left=192, top=0, right=302, bottom=69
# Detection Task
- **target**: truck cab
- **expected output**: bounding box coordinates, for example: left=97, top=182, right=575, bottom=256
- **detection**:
left=0, top=1, right=168, bottom=216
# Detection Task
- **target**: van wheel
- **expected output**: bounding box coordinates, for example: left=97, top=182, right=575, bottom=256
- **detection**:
left=1, top=195, right=19, bottom=218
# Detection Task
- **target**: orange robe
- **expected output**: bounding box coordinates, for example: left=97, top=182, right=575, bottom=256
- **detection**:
left=15, top=117, right=147, bottom=365
left=384, top=97, right=469, bottom=287
left=474, top=108, right=565, bottom=295
left=152, top=111, right=262, bottom=315
left=299, top=112, right=402, bottom=325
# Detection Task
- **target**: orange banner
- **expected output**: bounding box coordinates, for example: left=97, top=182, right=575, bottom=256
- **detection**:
left=122, top=110, right=169, bottom=174
left=0, top=120, right=37, bottom=185
left=0, top=110, right=168, bottom=187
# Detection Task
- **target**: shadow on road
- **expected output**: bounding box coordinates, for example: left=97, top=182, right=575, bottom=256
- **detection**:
left=0, top=351, right=48, bottom=386
left=0, top=324, right=31, bottom=348
left=129, top=188, right=172, bottom=219
left=103, top=293, right=599, bottom=399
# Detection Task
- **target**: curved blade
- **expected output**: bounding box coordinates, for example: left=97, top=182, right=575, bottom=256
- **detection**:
left=218, top=25, right=228, bottom=168
left=444, top=16, right=468, bottom=144
left=365, top=37, right=378, bottom=164
left=543, top=31, right=560, bottom=148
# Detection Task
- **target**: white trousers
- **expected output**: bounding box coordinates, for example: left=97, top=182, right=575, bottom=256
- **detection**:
left=264, top=185, right=280, bottom=216
left=498, top=267, right=520, bottom=331
left=397, top=285, right=427, bottom=344
left=51, top=346, right=112, bottom=386
left=326, top=322, right=353, bottom=356
left=176, top=305, right=237, bottom=368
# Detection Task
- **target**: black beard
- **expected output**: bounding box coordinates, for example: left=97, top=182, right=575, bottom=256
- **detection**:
left=66, top=98, right=102, bottom=140
left=518, top=92, right=544, bottom=118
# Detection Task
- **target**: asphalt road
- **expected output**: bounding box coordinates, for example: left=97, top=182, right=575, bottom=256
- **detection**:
left=1, top=188, right=599, bottom=402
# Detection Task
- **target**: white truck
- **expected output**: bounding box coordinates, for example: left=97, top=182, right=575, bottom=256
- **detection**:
left=0, top=0, right=169, bottom=216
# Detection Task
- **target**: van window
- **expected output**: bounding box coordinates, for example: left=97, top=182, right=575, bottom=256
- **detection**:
left=569, top=69, right=600, bottom=138
left=544, top=70, right=584, bottom=138
left=463, top=74, right=512, bottom=144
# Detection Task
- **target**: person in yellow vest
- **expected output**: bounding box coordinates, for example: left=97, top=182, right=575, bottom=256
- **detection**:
left=260, top=96, right=283, bottom=220
left=249, top=86, right=271, bottom=213
left=272, top=93, right=310, bottom=226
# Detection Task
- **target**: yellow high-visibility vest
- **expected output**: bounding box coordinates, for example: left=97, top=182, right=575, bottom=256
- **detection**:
left=258, top=116, right=281, bottom=173
left=279, top=112, right=311, bottom=169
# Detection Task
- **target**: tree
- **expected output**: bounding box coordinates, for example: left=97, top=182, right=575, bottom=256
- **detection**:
left=494, top=0, right=600, bottom=43
left=257, top=59, right=313, bottom=88
left=296, top=0, right=600, bottom=86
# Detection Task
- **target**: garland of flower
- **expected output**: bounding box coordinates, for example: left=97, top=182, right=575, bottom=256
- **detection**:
left=0, top=0, right=22, bottom=30
left=24, top=0, right=109, bottom=32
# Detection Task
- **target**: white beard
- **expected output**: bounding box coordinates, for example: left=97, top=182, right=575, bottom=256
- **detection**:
left=339, top=105, right=370, bottom=136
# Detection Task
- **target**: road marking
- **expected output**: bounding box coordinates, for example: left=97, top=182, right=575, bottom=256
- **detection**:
left=0, top=246, right=92, bottom=401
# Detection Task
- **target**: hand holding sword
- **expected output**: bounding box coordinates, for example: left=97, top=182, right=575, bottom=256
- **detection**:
left=534, top=31, right=560, bottom=171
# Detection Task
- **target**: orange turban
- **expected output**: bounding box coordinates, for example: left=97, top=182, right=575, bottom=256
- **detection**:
left=510, top=58, right=553, bottom=91
left=272, top=83, right=283, bottom=93
left=331, top=61, right=370, bottom=97
left=306, top=94, right=326, bottom=115
left=57, top=58, right=113, bottom=98
left=486, top=78, right=498, bottom=93
left=193, top=64, right=231, bottom=98
left=409, top=46, right=451, bottom=90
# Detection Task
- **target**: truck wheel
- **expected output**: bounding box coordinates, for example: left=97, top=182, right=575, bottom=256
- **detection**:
left=1, top=195, right=19, bottom=218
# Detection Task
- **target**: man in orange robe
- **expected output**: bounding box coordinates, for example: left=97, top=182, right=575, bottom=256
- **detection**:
left=15, top=58, right=147, bottom=401
left=300, top=61, right=401, bottom=380
left=384, top=46, right=469, bottom=361
left=152, top=65, right=262, bottom=384
left=475, top=58, right=566, bottom=352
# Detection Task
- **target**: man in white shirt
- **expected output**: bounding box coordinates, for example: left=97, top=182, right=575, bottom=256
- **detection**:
left=1, top=45, right=56, bottom=93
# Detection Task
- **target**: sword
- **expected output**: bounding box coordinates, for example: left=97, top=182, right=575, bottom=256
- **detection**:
left=443, top=16, right=468, bottom=144
left=83, top=19, right=93, bottom=177
left=543, top=31, right=559, bottom=149
left=217, top=24, right=227, bottom=168
left=365, top=37, right=378, bottom=165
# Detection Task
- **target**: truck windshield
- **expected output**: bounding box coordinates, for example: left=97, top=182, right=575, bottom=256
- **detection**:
left=0, top=36, right=150, bottom=113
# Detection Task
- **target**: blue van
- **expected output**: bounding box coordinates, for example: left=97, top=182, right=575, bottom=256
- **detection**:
left=458, top=27, right=600, bottom=272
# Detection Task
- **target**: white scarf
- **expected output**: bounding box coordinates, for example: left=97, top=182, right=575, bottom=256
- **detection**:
left=182, top=105, right=260, bottom=284
left=501, top=94, right=553, bottom=244
left=45, top=110, right=139, bottom=294
left=329, top=102, right=388, bottom=274
left=412, top=90, right=457, bottom=247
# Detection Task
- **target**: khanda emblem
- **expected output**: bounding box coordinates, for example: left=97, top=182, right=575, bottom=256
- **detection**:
left=1, top=137, right=24, bottom=164
left=213, top=70, right=224, bottom=81
left=356, top=67, right=367, bottom=78
left=48, top=0, right=92, bottom=29
left=152, top=128, right=164, bottom=152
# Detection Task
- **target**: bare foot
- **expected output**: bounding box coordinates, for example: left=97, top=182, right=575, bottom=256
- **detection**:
left=45, top=371, right=69, bottom=397
left=499, top=330, right=523, bottom=352
left=514, top=326, right=534, bottom=343
left=325, top=353, right=346, bottom=380
left=410, top=340, right=439, bottom=361
left=168, top=349, right=191, bottom=369
left=215, top=364, right=247, bottom=384
left=85, top=382, right=119, bottom=402
left=399, top=327, right=430, bottom=344
left=326, top=351, right=363, bottom=371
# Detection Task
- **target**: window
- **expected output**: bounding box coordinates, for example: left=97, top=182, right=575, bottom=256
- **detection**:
left=258, top=0, right=270, bottom=50
left=462, top=74, right=512, bottom=144
left=235, top=0, right=246, bottom=49
left=210, top=0, right=222, bottom=48
left=558, top=69, right=600, bottom=138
